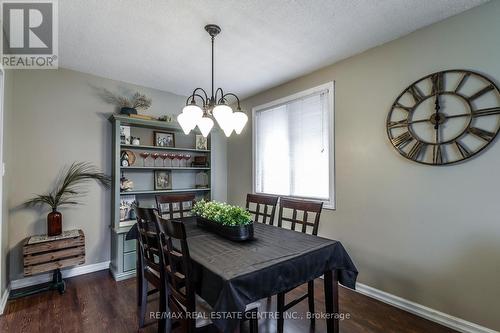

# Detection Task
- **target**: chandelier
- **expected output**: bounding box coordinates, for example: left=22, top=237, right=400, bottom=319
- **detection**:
left=177, top=24, right=248, bottom=138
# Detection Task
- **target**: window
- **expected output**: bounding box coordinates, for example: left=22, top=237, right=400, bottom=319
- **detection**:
left=252, top=82, right=335, bottom=209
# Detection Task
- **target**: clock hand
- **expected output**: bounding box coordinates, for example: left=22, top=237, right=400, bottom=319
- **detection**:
left=446, top=113, right=472, bottom=119
left=391, top=112, right=472, bottom=129
left=434, top=93, right=440, bottom=130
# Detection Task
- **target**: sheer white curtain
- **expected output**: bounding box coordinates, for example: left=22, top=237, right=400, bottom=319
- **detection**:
left=255, top=90, right=330, bottom=200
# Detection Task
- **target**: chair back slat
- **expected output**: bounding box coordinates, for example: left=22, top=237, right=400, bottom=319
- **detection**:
left=156, top=194, right=196, bottom=220
left=246, top=193, right=279, bottom=225
left=278, top=198, right=323, bottom=235
left=159, top=217, right=196, bottom=332
left=134, top=207, right=164, bottom=282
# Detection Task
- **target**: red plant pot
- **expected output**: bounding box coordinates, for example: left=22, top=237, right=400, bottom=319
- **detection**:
left=47, top=210, right=62, bottom=236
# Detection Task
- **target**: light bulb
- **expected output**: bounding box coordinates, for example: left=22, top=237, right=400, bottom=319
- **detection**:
left=177, top=112, right=196, bottom=135
left=197, top=117, right=214, bottom=137
left=232, top=111, right=248, bottom=135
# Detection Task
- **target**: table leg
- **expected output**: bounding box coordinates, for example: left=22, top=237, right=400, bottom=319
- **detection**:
left=324, top=269, right=339, bottom=333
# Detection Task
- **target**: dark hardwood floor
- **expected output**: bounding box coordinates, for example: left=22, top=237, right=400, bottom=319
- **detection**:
left=0, top=270, right=456, bottom=333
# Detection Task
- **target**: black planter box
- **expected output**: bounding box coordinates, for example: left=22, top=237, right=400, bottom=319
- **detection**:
left=196, top=216, right=254, bottom=241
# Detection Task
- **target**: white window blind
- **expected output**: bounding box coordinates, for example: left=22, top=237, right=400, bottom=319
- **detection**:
left=254, top=85, right=334, bottom=206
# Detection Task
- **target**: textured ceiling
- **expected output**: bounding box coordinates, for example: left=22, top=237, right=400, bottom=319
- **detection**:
left=59, top=0, right=488, bottom=98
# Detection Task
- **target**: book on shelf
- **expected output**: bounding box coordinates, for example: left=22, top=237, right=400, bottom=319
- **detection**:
left=129, top=114, right=154, bottom=120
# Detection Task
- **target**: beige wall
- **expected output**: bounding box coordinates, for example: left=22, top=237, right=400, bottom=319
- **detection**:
left=5, top=68, right=227, bottom=281
left=227, top=2, right=500, bottom=330
left=1, top=70, right=14, bottom=297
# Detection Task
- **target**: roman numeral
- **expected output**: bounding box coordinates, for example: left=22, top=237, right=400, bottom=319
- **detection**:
left=407, top=85, right=425, bottom=104
left=468, top=127, right=495, bottom=142
left=468, top=85, right=494, bottom=101
left=433, top=145, right=443, bottom=165
left=394, top=103, right=413, bottom=113
left=407, top=141, right=426, bottom=161
left=472, top=107, right=500, bottom=117
left=455, top=141, right=470, bottom=158
left=431, top=72, right=444, bottom=95
left=388, top=119, right=408, bottom=129
left=454, top=73, right=470, bottom=93
left=391, top=132, right=413, bottom=148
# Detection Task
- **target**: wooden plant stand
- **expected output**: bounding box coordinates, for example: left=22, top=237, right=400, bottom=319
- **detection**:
left=10, top=229, right=85, bottom=299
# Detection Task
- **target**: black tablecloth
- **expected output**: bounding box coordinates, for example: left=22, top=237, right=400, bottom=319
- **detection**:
left=127, top=217, right=358, bottom=332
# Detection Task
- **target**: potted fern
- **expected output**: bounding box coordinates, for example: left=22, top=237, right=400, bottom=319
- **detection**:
left=24, top=162, right=111, bottom=236
left=192, top=200, right=254, bottom=241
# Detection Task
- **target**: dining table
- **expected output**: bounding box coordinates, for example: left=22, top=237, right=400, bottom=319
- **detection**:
left=127, top=216, right=358, bottom=333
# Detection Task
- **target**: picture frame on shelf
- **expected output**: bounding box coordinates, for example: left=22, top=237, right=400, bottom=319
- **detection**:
left=154, top=170, right=172, bottom=190
left=120, top=125, right=131, bottom=144
left=119, top=195, right=136, bottom=221
left=154, top=131, right=175, bottom=147
left=196, top=134, right=208, bottom=150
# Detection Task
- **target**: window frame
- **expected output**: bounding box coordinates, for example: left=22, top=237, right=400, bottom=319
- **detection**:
left=252, top=82, right=335, bottom=209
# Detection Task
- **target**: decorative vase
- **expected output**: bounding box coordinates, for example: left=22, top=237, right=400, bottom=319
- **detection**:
left=47, top=209, right=62, bottom=236
left=120, top=107, right=137, bottom=115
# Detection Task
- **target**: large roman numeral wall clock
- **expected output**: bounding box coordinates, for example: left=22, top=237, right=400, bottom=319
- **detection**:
left=386, top=69, right=500, bottom=165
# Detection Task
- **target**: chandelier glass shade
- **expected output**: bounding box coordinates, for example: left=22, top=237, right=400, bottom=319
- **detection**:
left=177, top=24, right=247, bottom=138
left=232, top=111, right=248, bottom=135
left=177, top=103, right=203, bottom=134
left=197, top=116, right=214, bottom=138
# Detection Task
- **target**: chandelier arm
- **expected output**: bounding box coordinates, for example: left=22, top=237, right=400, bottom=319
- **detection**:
left=191, top=87, right=209, bottom=101
left=214, top=88, right=224, bottom=103
left=185, top=93, right=208, bottom=107
left=193, top=94, right=207, bottom=107
left=220, top=92, right=242, bottom=110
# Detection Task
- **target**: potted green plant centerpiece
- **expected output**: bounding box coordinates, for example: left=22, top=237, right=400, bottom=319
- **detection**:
left=192, top=200, right=254, bottom=241
left=24, top=162, right=111, bottom=236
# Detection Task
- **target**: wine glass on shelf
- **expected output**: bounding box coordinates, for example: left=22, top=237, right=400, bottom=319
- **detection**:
left=175, top=154, right=183, bottom=167
left=183, top=154, right=191, bottom=167
left=167, top=153, right=176, bottom=167
left=160, top=153, right=168, bottom=167
left=151, top=153, right=160, bottom=167
left=139, top=152, right=150, bottom=167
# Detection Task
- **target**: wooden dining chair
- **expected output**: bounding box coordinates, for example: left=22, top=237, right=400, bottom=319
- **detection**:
left=246, top=193, right=279, bottom=225
left=155, top=193, right=196, bottom=220
left=135, top=207, right=168, bottom=333
left=276, top=197, right=324, bottom=333
left=159, top=217, right=260, bottom=333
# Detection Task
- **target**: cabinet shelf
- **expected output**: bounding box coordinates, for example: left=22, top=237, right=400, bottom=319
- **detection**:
left=121, top=166, right=210, bottom=170
left=121, top=188, right=211, bottom=195
left=110, top=114, right=213, bottom=281
left=121, top=144, right=210, bottom=153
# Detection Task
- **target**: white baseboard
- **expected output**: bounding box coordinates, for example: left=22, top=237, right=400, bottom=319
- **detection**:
left=0, top=284, right=10, bottom=315
left=10, top=261, right=110, bottom=290
left=355, top=283, right=498, bottom=333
